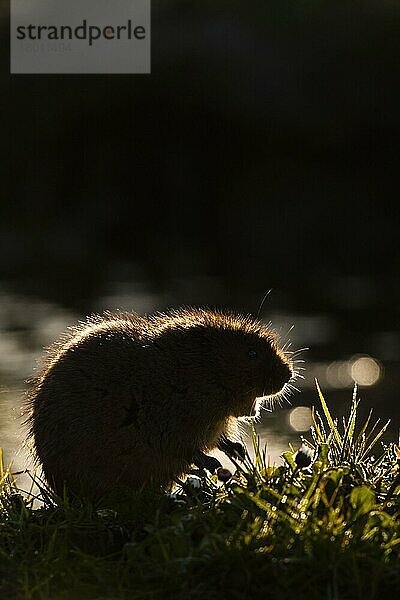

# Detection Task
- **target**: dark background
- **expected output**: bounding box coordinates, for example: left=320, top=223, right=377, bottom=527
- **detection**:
left=1, top=2, right=399, bottom=450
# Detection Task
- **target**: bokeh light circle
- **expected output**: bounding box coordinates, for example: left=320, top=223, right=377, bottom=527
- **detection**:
left=350, top=355, right=382, bottom=386
left=289, top=406, right=312, bottom=431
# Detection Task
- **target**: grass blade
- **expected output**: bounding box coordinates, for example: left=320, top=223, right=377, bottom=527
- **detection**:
left=315, top=379, right=342, bottom=445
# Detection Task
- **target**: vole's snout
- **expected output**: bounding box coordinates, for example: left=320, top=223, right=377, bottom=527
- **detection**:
left=269, top=359, right=293, bottom=395
left=281, top=361, right=293, bottom=384
left=284, top=363, right=293, bottom=387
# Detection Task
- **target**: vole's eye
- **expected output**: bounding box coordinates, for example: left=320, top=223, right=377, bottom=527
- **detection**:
left=247, top=348, right=258, bottom=359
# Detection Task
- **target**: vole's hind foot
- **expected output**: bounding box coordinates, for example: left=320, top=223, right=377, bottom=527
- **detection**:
left=193, top=451, right=222, bottom=474
left=217, top=434, right=246, bottom=461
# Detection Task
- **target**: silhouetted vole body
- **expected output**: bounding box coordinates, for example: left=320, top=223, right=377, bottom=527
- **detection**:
left=26, top=308, right=293, bottom=499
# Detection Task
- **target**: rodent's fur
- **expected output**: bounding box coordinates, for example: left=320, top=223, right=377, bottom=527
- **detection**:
left=25, top=308, right=293, bottom=499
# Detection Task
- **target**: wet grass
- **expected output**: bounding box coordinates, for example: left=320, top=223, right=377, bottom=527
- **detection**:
left=1, top=385, right=400, bottom=599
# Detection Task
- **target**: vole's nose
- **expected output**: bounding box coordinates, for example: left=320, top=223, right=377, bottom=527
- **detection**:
left=271, top=360, right=293, bottom=394
left=280, top=362, right=293, bottom=384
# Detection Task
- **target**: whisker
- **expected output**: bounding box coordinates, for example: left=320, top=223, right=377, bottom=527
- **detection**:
left=290, top=347, right=309, bottom=356
left=282, top=341, right=292, bottom=351
left=287, top=384, right=301, bottom=393
left=256, top=289, right=273, bottom=320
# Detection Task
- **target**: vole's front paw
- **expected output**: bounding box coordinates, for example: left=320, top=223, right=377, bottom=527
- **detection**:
left=193, top=451, right=222, bottom=474
left=229, top=441, right=246, bottom=461
left=218, top=436, right=246, bottom=461
left=203, top=455, right=223, bottom=474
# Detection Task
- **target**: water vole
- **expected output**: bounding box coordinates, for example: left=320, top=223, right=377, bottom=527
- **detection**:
left=25, top=308, right=293, bottom=499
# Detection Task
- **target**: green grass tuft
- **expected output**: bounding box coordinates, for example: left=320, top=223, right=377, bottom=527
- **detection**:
left=1, top=385, right=400, bottom=599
